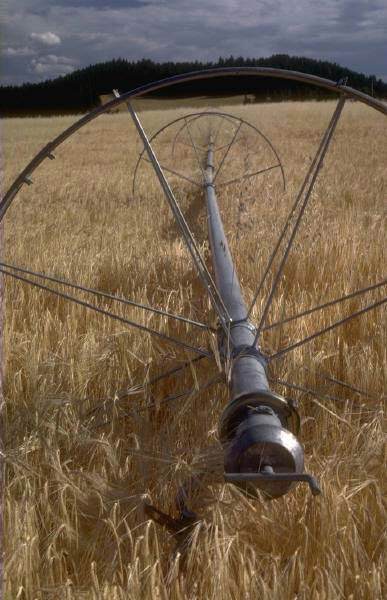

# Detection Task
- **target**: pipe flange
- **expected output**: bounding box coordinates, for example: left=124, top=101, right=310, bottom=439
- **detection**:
left=220, top=390, right=300, bottom=442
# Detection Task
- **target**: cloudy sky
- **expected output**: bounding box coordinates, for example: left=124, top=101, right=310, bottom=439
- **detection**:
left=2, top=0, right=387, bottom=86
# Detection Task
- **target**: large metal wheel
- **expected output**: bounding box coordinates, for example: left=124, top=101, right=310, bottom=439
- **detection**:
left=2, top=68, right=386, bottom=538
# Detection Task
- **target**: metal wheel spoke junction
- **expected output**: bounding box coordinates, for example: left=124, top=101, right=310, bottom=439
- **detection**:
left=3, top=69, right=386, bottom=528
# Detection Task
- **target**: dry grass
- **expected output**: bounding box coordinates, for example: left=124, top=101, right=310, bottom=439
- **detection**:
left=2, top=99, right=387, bottom=599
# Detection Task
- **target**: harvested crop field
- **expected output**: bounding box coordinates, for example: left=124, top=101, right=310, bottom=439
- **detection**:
left=2, top=99, right=387, bottom=599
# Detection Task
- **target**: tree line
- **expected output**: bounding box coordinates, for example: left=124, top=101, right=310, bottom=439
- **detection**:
left=1, top=54, right=386, bottom=116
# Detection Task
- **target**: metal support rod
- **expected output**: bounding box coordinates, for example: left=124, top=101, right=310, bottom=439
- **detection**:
left=270, top=295, right=387, bottom=360
left=141, top=157, right=201, bottom=188
left=217, top=164, right=281, bottom=188
left=252, top=95, right=346, bottom=343
left=1, top=266, right=212, bottom=358
left=0, top=260, right=211, bottom=331
left=213, top=121, right=242, bottom=182
left=247, top=96, right=346, bottom=321
left=263, top=278, right=387, bottom=331
left=114, top=90, right=231, bottom=330
left=184, top=117, right=207, bottom=181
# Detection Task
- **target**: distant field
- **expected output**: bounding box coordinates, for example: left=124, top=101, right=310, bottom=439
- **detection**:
left=100, top=93, right=257, bottom=111
left=2, top=100, right=386, bottom=599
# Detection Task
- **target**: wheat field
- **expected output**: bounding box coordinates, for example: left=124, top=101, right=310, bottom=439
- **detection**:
left=2, top=99, right=387, bottom=599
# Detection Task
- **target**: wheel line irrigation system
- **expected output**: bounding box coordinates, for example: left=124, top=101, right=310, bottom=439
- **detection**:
left=1, top=67, right=386, bottom=530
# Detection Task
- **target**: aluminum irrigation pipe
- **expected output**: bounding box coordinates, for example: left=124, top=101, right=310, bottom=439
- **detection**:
left=203, top=135, right=320, bottom=499
left=2, top=67, right=386, bottom=221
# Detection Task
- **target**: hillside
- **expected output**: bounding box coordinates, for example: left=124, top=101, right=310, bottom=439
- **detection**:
left=1, top=54, right=386, bottom=115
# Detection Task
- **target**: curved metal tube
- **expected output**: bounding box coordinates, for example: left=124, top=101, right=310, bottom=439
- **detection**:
left=131, top=112, right=213, bottom=198
left=171, top=113, right=237, bottom=156
left=132, top=110, right=285, bottom=197
left=132, top=111, right=249, bottom=198
left=2, top=66, right=386, bottom=221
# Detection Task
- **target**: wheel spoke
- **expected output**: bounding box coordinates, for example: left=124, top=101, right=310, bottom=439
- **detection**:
left=114, top=91, right=231, bottom=329
left=213, top=121, right=242, bottom=183
left=263, top=278, right=387, bottom=331
left=172, top=116, right=200, bottom=156
left=1, top=266, right=213, bottom=358
left=319, top=373, right=379, bottom=399
left=217, top=164, right=281, bottom=188
left=172, top=114, right=236, bottom=156
left=184, top=117, right=207, bottom=182
left=84, top=354, right=209, bottom=418
left=0, top=261, right=212, bottom=331
left=299, top=366, right=380, bottom=400
left=194, top=115, right=208, bottom=145
left=251, top=96, right=346, bottom=341
left=212, top=113, right=226, bottom=145
left=247, top=98, right=346, bottom=322
left=141, top=157, right=201, bottom=188
left=270, top=378, right=366, bottom=411
left=89, top=374, right=221, bottom=430
left=133, top=113, right=204, bottom=197
left=269, top=296, right=387, bottom=360
left=214, top=137, right=244, bottom=153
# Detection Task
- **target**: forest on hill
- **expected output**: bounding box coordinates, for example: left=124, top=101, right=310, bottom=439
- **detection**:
left=1, top=54, right=386, bottom=116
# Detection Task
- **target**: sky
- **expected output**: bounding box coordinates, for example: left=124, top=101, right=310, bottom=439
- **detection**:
left=2, top=0, right=387, bottom=86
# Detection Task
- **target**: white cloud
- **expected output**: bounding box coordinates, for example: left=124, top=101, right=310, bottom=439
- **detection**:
left=4, top=46, right=34, bottom=56
left=39, top=54, right=76, bottom=65
left=30, top=31, right=61, bottom=45
left=29, top=54, right=78, bottom=77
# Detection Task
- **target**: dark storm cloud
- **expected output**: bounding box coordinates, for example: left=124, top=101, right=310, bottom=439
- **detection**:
left=2, top=0, right=387, bottom=85
left=59, top=0, right=157, bottom=7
